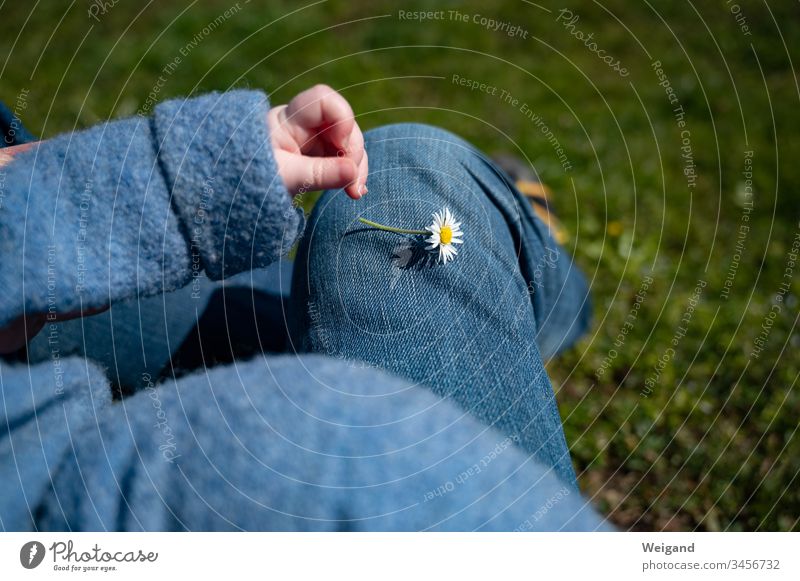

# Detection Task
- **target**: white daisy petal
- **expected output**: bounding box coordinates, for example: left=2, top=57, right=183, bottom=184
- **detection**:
left=424, top=207, right=464, bottom=265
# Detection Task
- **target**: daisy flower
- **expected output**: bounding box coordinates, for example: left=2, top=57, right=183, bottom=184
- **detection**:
left=358, top=207, right=465, bottom=265
left=425, top=207, right=463, bottom=264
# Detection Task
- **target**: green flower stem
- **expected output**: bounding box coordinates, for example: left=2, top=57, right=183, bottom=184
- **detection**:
left=358, top=217, right=427, bottom=236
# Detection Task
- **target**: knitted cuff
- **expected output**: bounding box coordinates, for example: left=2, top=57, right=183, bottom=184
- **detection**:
left=153, top=90, right=304, bottom=280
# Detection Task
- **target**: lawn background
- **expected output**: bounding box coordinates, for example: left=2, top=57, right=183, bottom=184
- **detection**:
left=1, top=0, right=798, bottom=531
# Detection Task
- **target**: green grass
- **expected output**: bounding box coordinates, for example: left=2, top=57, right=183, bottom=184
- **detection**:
left=2, top=0, right=798, bottom=530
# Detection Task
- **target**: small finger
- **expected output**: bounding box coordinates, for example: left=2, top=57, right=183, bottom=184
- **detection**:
left=345, top=150, right=368, bottom=199
left=285, top=84, right=355, bottom=151
left=345, top=120, right=365, bottom=167
left=278, top=151, right=358, bottom=194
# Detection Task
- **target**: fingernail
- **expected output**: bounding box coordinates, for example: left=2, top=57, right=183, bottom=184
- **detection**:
left=358, top=184, right=367, bottom=196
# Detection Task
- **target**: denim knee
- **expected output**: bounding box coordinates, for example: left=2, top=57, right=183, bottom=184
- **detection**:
left=363, top=122, right=476, bottom=155
left=361, top=122, right=491, bottom=196
left=357, top=122, right=538, bottom=257
left=361, top=123, right=593, bottom=358
left=288, top=121, right=583, bottom=486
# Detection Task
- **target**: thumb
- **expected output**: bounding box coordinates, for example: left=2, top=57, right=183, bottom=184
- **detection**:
left=278, top=152, right=358, bottom=196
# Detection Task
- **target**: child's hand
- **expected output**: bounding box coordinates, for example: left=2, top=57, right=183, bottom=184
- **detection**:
left=268, top=84, right=368, bottom=200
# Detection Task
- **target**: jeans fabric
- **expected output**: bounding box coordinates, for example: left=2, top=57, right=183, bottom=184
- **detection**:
left=290, top=123, right=591, bottom=487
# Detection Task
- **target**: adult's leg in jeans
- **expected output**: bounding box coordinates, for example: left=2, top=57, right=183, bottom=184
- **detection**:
left=289, top=123, right=592, bottom=487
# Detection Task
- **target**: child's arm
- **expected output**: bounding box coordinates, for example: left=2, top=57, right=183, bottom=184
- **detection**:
left=0, top=87, right=366, bottom=350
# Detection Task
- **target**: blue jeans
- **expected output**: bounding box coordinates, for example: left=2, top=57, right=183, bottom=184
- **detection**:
left=290, top=123, right=591, bottom=486
left=30, top=124, right=603, bottom=531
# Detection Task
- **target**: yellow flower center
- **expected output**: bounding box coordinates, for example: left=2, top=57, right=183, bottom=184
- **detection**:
left=440, top=225, right=453, bottom=245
